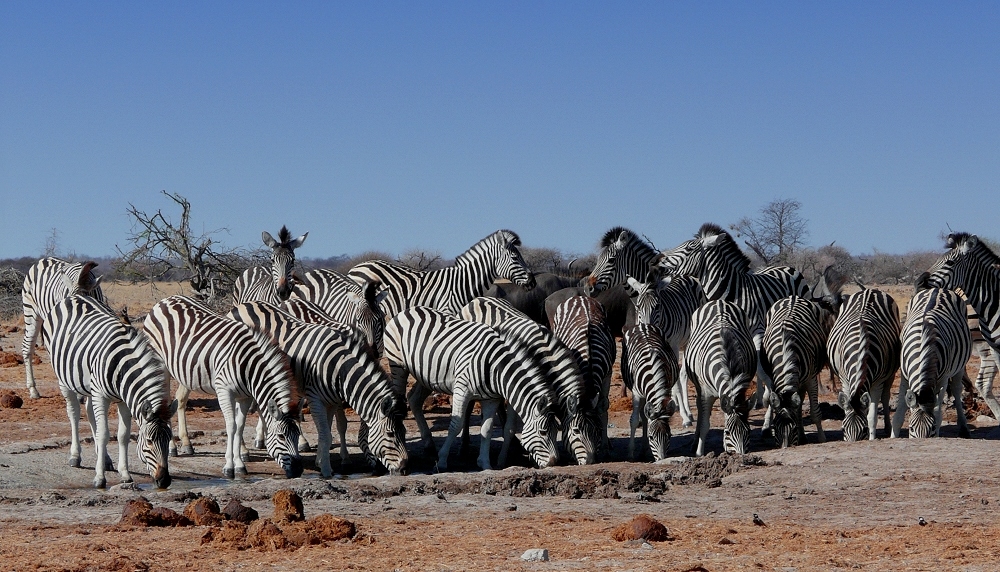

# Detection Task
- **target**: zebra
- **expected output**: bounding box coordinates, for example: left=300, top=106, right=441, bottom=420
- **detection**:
left=142, top=295, right=304, bottom=479
left=828, top=288, right=901, bottom=442
left=620, top=323, right=678, bottom=461
left=923, top=232, right=1000, bottom=419
left=45, top=295, right=175, bottom=489
left=348, top=229, right=536, bottom=318
left=21, top=257, right=105, bottom=399
left=289, top=268, right=386, bottom=356
left=550, top=295, right=616, bottom=459
left=624, top=270, right=707, bottom=427
left=891, top=282, right=972, bottom=439
left=686, top=300, right=758, bottom=456
left=233, top=226, right=308, bottom=305
left=459, top=296, right=598, bottom=465
left=759, top=295, right=836, bottom=447
left=656, top=223, right=809, bottom=411
left=383, top=306, right=559, bottom=471
left=227, top=301, right=408, bottom=477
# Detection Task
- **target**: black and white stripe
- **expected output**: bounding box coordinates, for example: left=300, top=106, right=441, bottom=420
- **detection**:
left=348, top=229, right=536, bottom=318
left=227, top=301, right=407, bottom=476
left=233, top=226, right=308, bottom=305
left=685, top=300, right=758, bottom=456
left=289, top=268, right=386, bottom=356
left=828, top=288, right=901, bottom=442
left=46, top=295, right=174, bottom=489
left=550, top=296, right=616, bottom=460
left=142, top=295, right=304, bottom=479
left=459, top=296, right=596, bottom=465
left=760, top=296, right=835, bottom=447
left=891, top=285, right=972, bottom=439
left=383, top=307, right=559, bottom=471
left=620, top=324, right=678, bottom=461
left=586, top=227, right=661, bottom=296
left=21, top=257, right=105, bottom=399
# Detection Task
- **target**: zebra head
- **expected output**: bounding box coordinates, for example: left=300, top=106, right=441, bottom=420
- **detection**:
left=562, top=396, right=597, bottom=465
left=838, top=390, right=870, bottom=442
left=587, top=227, right=658, bottom=295
left=926, top=232, right=1000, bottom=298
left=768, top=390, right=803, bottom=448
left=719, top=376, right=752, bottom=454
left=136, top=399, right=177, bottom=489
left=359, top=395, right=409, bottom=476
left=262, top=226, right=308, bottom=301
left=904, top=385, right=937, bottom=439
left=644, top=398, right=675, bottom=461
left=657, top=224, right=725, bottom=274
left=356, top=279, right=387, bottom=356
left=60, top=261, right=102, bottom=297
left=263, top=398, right=304, bottom=478
left=520, top=396, right=560, bottom=468
left=472, top=229, right=535, bottom=290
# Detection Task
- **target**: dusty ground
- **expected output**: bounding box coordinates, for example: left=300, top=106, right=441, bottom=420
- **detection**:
left=2, top=282, right=999, bottom=571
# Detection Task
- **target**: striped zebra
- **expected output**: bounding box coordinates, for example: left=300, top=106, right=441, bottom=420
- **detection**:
left=551, top=296, right=616, bottom=459
left=620, top=324, right=678, bottom=461
left=280, top=298, right=377, bottom=359
left=624, top=271, right=707, bottom=427
left=459, top=296, right=598, bottom=465
left=686, top=300, right=758, bottom=456
left=289, top=268, right=386, bottom=356
left=143, top=295, right=304, bottom=479
left=227, top=301, right=408, bottom=477
left=891, top=282, right=972, bottom=439
left=21, top=257, right=106, bottom=399
left=233, top=226, right=308, bottom=305
left=923, top=233, right=1000, bottom=419
left=46, top=295, right=175, bottom=489
left=828, top=288, right=901, bottom=441
left=760, top=296, right=836, bottom=447
left=383, top=307, right=559, bottom=471
left=656, top=223, right=809, bottom=409
left=348, top=229, right=536, bottom=318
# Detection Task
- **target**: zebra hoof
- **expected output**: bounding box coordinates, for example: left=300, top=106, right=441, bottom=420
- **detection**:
left=121, top=476, right=133, bottom=485
left=69, top=456, right=81, bottom=468
left=236, top=467, right=249, bottom=477
left=223, top=468, right=235, bottom=479
left=682, top=421, right=693, bottom=428
left=93, top=477, right=107, bottom=489
left=959, top=427, right=972, bottom=439
left=180, top=445, right=195, bottom=456
left=253, top=439, right=265, bottom=450
left=169, top=444, right=178, bottom=457
left=29, top=388, right=41, bottom=400
left=298, top=442, right=314, bottom=453
left=240, top=452, right=250, bottom=463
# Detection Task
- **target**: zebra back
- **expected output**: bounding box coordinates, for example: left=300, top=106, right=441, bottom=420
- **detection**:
left=289, top=268, right=385, bottom=356
left=551, top=296, right=616, bottom=409
left=22, top=257, right=105, bottom=339
left=348, top=229, right=535, bottom=318
left=586, top=227, right=660, bottom=295
left=280, top=297, right=377, bottom=359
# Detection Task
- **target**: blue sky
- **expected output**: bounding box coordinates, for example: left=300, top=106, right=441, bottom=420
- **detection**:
left=2, top=2, right=998, bottom=260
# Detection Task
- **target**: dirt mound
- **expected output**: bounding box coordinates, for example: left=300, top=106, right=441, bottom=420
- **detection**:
left=247, top=519, right=290, bottom=551
left=0, top=391, right=23, bottom=409
left=202, top=514, right=357, bottom=551
left=272, top=489, right=304, bottom=522
left=184, top=497, right=223, bottom=526
left=120, top=498, right=191, bottom=527
left=223, top=498, right=259, bottom=523
left=612, top=514, right=672, bottom=541
left=0, top=351, right=20, bottom=368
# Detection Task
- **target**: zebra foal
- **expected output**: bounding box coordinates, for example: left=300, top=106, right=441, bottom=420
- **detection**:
left=620, top=323, right=677, bottom=461
left=383, top=307, right=559, bottom=471
left=46, top=295, right=174, bottom=489
left=228, top=301, right=408, bottom=477
left=891, top=282, right=972, bottom=439
left=143, top=295, right=303, bottom=479
left=686, top=300, right=758, bottom=456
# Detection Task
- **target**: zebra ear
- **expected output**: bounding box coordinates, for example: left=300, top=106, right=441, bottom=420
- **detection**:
left=837, top=392, right=850, bottom=411
left=616, top=231, right=629, bottom=246
left=168, top=399, right=179, bottom=417
left=379, top=395, right=401, bottom=417
left=262, top=231, right=278, bottom=249
left=768, top=391, right=780, bottom=410
left=859, top=393, right=871, bottom=410
left=664, top=398, right=676, bottom=417
left=791, top=393, right=802, bottom=408
left=624, top=277, right=642, bottom=297
left=266, top=398, right=280, bottom=419
left=289, top=232, right=308, bottom=250
left=702, top=234, right=721, bottom=248
left=904, top=390, right=917, bottom=409
left=719, top=395, right=734, bottom=415
left=566, top=394, right=579, bottom=416
left=643, top=401, right=658, bottom=420
left=138, top=401, right=153, bottom=421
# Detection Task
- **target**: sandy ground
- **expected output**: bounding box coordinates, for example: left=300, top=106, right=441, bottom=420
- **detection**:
left=2, top=283, right=1000, bottom=571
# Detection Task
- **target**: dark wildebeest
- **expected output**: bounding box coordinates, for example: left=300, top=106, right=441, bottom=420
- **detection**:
left=545, top=284, right=636, bottom=339
left=486, top=272, right=581, bottom=325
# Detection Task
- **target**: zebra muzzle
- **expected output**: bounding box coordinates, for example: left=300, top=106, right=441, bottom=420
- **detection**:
left=153, top=465, right=171, bottom=489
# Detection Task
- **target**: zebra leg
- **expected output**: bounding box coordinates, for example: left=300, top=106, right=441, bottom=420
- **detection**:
left=628, top=395, right=644, bottom=462
left=437, top=389, right=472, bottom=472
left=116, top=402, right=133, bottom=484
left=62, top=387, right=83, bottom=468
left=90, top=396, right=111, bottom=489
left=807, top=376, right=825, bottom=443
left=975, top=344, right=1000, bottom=419
left=674, top=348, right=694, bottom=427
left=84, top=396, right=114, bottom=471
left=22, top=312, right=42, bottom=399
left=752, top=333, right=773, bottom=410
left=476, top=399, right=502, bottom=470
left=216, top=391, right=240, bottom=479
left=311, top=401, right=334, bottom=478
left=253, top=412, right=266, bottom=450
left=407, top=382, right=436, bottom=456
left=879, top=377, right=892, bottom=438
left=866, top=383, right=880, bottom=441
left=951, top=374, right=971, bottom=439
left=891, top=376, right=909, bottom=438
left=692, top=394, right=715, bottom=457
left=173, top=384, right=194, bottom=456
left=498, top=404, right=519, bottom=468
left=335, top=405, right=350, bottom=464
left=600, top=374, right=612, bottom=460
left=297, top=397, right=313, bottom=452
left=233, top=398, right=250, bottom=475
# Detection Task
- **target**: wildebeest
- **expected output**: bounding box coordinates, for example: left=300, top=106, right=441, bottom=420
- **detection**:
left=545, top=284, right=636, bottom=338
left=486, top=272, right=581, bottom=325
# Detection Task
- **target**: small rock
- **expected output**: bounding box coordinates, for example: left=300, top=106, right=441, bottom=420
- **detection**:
left=719, top=537, right=735, bottom=545
left=184, top=497, right=223, bottom=526
left=272, top=489, right=304, bottom=522
left=0, top=393, right=23, bottom=409
left=505, top=504, right=517, bottom=512
left=521, top=549, right=549, bottom=562
left=120, top=498, right=154, bottom=526
left=149, top=507, right=190, bottom=527
left=611, top=514, right=672, bottom=542
left=223, top=499, right=259, bottom=523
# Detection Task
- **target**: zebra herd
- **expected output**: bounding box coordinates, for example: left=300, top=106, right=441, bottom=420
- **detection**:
left=18, top=224, right=1000, bottom=489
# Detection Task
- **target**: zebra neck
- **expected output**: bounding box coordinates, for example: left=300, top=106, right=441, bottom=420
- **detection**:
left=434, top=265, right=497, bottom=311
left=966, top=285, right=1000, bottom=345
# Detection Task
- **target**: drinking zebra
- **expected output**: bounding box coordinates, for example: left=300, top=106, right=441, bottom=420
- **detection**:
left=550, top=296, right=616, bottom=459
left=829, top=288, right=901, bottom=441
left=233, top=226, right=308, bottom=304
left=923, top=232, right=1000, bottom=419
left=686, top=300, right=757, bottom=456
left=46, top=295, right=174, bottom=489
left=459, top=296, right=598, bottom=465
left=21, top=257, right=105, bottom=399
left=227, top=301, right=407, bottom=477
left=383, top=306, right=559, bottom=471
left=891, top=282, right=972, bottom=439
left=620, top=323, right=677, bottom=461
left=760, top=295, right=836, bottom=447
left=289, top=268, right=386, bottom=356
left=348, top=229, right=536, bottom=318
left=624, top=270, right=707, bottom=427
left=143, top=295, right=303, bottom=479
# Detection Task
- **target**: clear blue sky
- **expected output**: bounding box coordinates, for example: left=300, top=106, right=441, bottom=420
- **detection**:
left=2, top=2, right=998, bottom=260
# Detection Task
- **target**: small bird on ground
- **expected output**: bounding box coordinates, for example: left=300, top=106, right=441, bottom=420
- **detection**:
left=753, top=513, right=766, bottom=527
left=918, top=517, right=927, bottom=526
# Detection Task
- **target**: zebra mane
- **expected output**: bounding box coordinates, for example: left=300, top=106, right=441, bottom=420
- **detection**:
left=455, top=229, right=521, bottom=265
left=599, top=226, right=659, bottom=260
left=600, top=226, right=633, bottom=248
left=695, top=224, right=752, bottom=274
left=131, top=327, right=172, bottom=416
left=246, top=327, right=303, bottom=413
left=697, top=222, right=726, bottom=238
left=277, top=226, right=292, bottom=246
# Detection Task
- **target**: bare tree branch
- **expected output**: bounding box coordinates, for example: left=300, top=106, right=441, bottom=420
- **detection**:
left=730, top=198, right=809, bottom=265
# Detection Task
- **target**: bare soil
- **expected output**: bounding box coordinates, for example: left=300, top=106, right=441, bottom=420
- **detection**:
left=2, top=283, right=999, bottom=571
